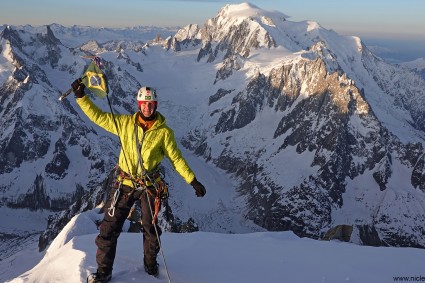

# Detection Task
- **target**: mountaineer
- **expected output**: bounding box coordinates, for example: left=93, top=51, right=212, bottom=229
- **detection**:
left=71, top=79, right=206, bottom=283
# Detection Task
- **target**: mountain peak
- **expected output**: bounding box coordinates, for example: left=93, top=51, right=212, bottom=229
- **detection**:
left=218, top=2, right=288, bottom=22
left=182, top=2, right=291, bottom=60
left=219, top=2, right=262, bottom=18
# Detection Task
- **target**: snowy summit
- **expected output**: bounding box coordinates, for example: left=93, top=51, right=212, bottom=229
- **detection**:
left=6, top=209, right=425, bottom=283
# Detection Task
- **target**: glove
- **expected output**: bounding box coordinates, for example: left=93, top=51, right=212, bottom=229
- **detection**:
left=71, top=78, right=85, bottom=98
left=190, top=178, right=206, bottom=197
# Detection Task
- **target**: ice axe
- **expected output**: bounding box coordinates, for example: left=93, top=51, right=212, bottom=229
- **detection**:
left=58, top=75, right=87, bottom=101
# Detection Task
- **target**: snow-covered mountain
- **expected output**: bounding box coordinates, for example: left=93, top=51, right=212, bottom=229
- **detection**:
left=167, top=3, right=425, bottom=246
left=2, top=2, right=425, bottom=271
left=6, top=209, right=425, bottom=283
left=401, top=58, right=425, bottom=80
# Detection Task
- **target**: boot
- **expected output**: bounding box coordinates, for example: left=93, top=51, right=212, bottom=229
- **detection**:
left=87, top=271, right=112, bottom=283
left=144, top=258, right=159, bottom=277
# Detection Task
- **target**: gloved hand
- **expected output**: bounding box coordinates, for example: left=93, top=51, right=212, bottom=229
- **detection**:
left=190, top=178, right=206, bottom=197
left=71, top=78, right=85, bottom=98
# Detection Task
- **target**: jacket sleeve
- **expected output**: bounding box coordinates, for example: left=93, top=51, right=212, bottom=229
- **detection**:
left=163, top=127, right=196, bottom=184
left=76, top=96, right=122, bottom=135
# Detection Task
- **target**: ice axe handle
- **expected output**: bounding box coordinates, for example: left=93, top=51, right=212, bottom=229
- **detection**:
left=59, top=88, right=73, bottom=101
left=59, top=75, right=86, bottom=101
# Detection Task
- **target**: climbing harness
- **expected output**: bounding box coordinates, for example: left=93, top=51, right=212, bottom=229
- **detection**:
left=113, top=167, right=169, bottom=224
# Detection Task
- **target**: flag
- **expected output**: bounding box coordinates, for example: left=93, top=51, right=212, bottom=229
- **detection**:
left=81, top=60, right=108, bottom=98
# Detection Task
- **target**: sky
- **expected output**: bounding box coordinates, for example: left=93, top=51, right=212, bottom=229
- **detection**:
left=4, top=208, right=425, bottom=283
left=1, top=0, right=424, bottom=62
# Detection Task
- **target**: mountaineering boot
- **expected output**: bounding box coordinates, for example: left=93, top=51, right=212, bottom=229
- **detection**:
left=144, top=258, right=159, bottom=277
left=87, top=271, right=112, bottom=283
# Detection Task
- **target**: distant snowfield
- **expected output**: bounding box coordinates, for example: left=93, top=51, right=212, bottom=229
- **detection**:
left=5, top=209, right=425, bottom=283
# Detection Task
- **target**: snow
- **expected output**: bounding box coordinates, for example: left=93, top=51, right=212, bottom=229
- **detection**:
left=0, top=207, right=50, bottom=233
left=46, top=24, right=178, bottom=48
left=245, top=46, right=299, bottom=76
left=401, top=57, right=425, bottom=71
left=4, top=208, right=425, bottom=283
left=220, top=3, right=288, bottom=23
left=0, top=39, right=15, bottom=85
left=0, top=207, right=51, bottom=281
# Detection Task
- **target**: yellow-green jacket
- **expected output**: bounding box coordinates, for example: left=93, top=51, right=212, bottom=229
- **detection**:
left=76, top=95, right=195, bottom=188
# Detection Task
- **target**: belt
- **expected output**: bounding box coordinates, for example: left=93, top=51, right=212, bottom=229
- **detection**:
left=117, top=170, right=161, bottom=188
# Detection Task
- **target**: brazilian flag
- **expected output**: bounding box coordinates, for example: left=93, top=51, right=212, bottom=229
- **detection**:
left=82, top=60, right=108, bottom=98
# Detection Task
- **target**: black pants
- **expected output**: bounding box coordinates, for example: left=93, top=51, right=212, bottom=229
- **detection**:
left=95, top=182, right=161, bottom=274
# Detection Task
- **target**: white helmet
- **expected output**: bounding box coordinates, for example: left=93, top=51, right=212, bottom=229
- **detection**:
left=137, top=87, right=157, bottom=102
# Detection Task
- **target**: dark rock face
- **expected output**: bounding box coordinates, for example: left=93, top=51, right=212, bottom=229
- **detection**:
left=45, top=139, right=70, bottom=179
left=209, top=88, right=234, bottom=105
